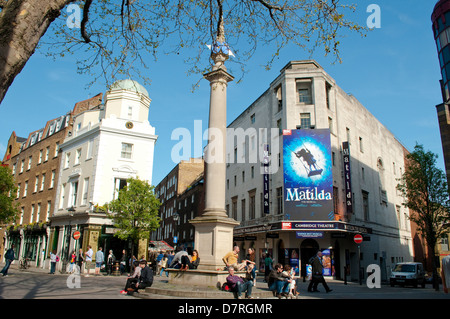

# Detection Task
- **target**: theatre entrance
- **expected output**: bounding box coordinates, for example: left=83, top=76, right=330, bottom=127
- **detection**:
left=300, top=239, right=319, bottom=279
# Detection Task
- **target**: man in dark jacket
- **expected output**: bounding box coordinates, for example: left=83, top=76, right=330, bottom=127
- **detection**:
left=307, top=251, right=332, bottom=293
left=267, top=263, right=291, bottom=298
left=128, top=260, right=153, bottom=295
left=226, top=266, right=253, bottom=299
left=1, top=245, right=15, bottom=277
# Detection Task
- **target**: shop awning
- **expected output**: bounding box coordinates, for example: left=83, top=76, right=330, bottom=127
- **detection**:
left=149, top=240, right=174, bottom=251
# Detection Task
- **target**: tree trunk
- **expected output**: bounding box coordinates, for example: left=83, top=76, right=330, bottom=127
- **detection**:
left=0, top=0, right=75, bottom=104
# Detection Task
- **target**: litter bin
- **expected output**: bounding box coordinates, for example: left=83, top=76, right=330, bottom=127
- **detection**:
left=112, top=261, right=120, bottom=276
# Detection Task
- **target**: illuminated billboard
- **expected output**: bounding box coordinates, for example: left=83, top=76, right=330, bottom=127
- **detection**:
left=282, top=129, right=333, bottom=221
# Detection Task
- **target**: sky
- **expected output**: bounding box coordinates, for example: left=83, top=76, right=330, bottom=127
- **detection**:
left=0, top=1, right=444, bottom=186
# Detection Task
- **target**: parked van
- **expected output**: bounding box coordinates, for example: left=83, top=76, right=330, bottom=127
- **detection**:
left=389, top=262, right=425, bottom=288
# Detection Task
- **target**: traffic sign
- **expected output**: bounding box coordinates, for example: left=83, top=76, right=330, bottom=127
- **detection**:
left=354, top=234, right=363, bottom=244
left=73, top=231, right=81, bottom=240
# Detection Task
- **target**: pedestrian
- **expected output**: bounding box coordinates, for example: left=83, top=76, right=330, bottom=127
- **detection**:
left=128, top=260, right=154, bottom=295
left=95, top=247, right=104, bottom=275
left=69, top=250, right=76, bottom=273
left=1, top=244, right=15, bottom=277
left=156, top=250, right=164, bottom=274
left=180, top=250, right=200, bottom=270
left=244, top=247, right=256, bottom=287
left=226, top=266, right=253, bottom=299
left=267, top=263, right=291, bottom=298
left=49, top=250, right=58, bottom=274
left=77, top=248, right=84, bottom=274
left=119, top=249, right=127, bottom=275
left=307, top=251, right=332, bottom=293
left=264, top=253, right=273, bottom=282
left=120, top=261, right=141, bottom=294
left=85, top=245, right=93, bottom=276
left=107, top=250, right=116, bottom=275
left=159, top=253, right=169, bottom=277
left=282, top=264, right=298, bottom=298
left=441, top=254, right=450, bottom=294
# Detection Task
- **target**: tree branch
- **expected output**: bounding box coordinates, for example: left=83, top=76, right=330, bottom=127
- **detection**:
left=81, top=0, right=93, bottom=43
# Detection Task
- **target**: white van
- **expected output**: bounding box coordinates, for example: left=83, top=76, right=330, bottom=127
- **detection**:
left=389, top=262, right=425, bottom=288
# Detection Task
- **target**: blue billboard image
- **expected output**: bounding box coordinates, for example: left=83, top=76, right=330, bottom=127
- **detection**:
left=283, top=129, right=334, bottom=221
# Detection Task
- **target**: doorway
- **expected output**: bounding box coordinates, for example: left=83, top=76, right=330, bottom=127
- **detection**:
left=300, top=239, right=319, bottom=279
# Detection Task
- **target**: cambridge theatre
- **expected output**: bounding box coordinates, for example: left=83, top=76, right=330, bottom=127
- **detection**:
left=225, top=60, right=414, bottom=283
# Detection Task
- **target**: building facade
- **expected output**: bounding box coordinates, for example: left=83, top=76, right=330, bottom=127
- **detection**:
left=225, top=60, right=414, bottom=282
left=50, top=80, right=157, bottom=270
left=152, top=158, right=204, bottom=251
left=1, top=94, right=102, bottom=267
left=431, top=0, right=450, bottom=271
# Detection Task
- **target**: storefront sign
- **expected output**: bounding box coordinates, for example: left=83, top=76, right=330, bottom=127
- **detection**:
left=273, top=221, right=372, bottom=234
left=295, top=231, right=324, bottom=238
left=283, top=129, right=333, bottom=220
left=342, top=141, right=353, bottom=214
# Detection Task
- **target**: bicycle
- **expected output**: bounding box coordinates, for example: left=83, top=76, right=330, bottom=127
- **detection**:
left=19, top=257, right=30, bottom=270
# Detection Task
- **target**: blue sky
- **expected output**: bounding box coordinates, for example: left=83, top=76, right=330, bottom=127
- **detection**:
left=0, top=1, right=444, bottom=186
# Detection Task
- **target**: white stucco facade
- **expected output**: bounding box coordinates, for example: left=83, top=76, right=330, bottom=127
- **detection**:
left=225, top=61, right=414, bottom=282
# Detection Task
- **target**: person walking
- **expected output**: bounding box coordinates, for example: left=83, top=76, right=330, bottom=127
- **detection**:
left=77, top=248, right=84, bottom=274
left=68, top=250, right=76, bottom=273
left=441, top=254, right=450, bottom=294
left=95, top=247, right=104, bottom=275
left=49, top=250, right=58, bottom=274
left=106, top=250, right=116, bottom=275
left=85, top=245, right=93, bottom=276
left=119, top=250, right=127, bottom=275
left=307, top=251, right=332, bottom=293
left=1, top=244, right=15, bottom=277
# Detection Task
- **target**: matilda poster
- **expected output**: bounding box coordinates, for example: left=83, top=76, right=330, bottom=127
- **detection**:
left=283, top=129, right=333, bottom=221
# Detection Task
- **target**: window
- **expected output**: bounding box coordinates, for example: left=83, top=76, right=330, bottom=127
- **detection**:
left=65, top=152, right=70, bottom=168
left=34, top=176, right=39, bottom=193
left=128, top=106, right=133, bottom=119
left=241, top=199, right=246, bottom=221
left=232, top=197, right=238, bottom=220
left=326, top=82, right=332, bottom=109
left=277, top=119, right=282, bottom=134
left=275, top=86, right=282, bottom=112
left=359, top=137, right=364, bottom=153
left=328, top=117, right=333, bottom=134
left=121, top=143, right=133, bottom=159
left=20, top=160, right=24, bottom=173
left=59, top=184, right=66, bottom=209
left=37, top=203, right=41, bottom=222
left=298, top=88, right=311, bottom=104
left=12, top=163, right=16, bottom=175
left=30, top=205, right=35, bottom=223
left=46, top=201, right=51, bottom=221
left=24, top=181, right=28, bottom=197
left=114, top=178, right=127, bottom=199
left=82, top=178, right=89, bottom=205
left=55, top=142, right=60, bottom=157
left=75, top=148, right=82, bottom=165
left=16, top=184, right=21, bottom=198
left=250, top=113, right=255, bottom=124
left=50, top=170, right=56, bottom=188
left=249, top=191, right=256, bottom=220
left=70, top=181, right=78, bottom=207
left=276, top=187, right=283, bottom=215
left=38, top=150, right=43, bottom=164
left=45, top=147, right=50, bottom=161
left=41, top=174, right=45, bottom=191
left=300, top=113, right=311, bottom=129
left=362, top=191, right=369, bottom=221
left=27, top=156, right=32, bottom=170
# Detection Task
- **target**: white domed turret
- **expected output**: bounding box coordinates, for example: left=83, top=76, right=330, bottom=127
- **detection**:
left=110, top=79, right=149, bottom=98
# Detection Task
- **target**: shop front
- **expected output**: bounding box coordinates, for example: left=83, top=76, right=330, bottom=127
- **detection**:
left=233, top=220, right=372, bottom=282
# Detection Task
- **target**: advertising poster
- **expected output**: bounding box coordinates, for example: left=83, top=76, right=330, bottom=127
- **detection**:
left=321, top=249, right=334, bottom=276
left=283, top=129, right=334, bottom=221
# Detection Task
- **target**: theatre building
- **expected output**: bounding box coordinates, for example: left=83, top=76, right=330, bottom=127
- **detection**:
left=225, top=60, right=414, bottom=282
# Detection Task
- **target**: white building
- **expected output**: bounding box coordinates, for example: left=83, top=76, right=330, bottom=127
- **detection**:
left=49, top=80, right=157, bottom=269
left=225, top=61, right=413, bottom=282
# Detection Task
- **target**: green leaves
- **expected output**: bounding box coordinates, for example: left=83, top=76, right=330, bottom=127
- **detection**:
left=0, top=165, right=19, bottom=225
left=107, top=177, right=161, bottom=242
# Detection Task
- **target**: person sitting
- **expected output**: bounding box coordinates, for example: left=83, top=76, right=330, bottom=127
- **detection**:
left=226, top=266, right=253, bottom=299
left=120, top=261, right=141, bottom=294
left=127, top=260, right=154, bottom=295
left=267, top=263, right=292, bottom=298
left=180, top=250, right=200, bottom=270
left=168, top=247, right=189, bottom=269
left=222, top=246, right=246, bottom=271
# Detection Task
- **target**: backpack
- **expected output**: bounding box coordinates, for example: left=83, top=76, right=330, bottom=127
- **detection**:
left=56, top=255, right=60, bottom=262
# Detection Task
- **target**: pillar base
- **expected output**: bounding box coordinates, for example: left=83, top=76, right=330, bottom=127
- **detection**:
left=190, top=214, right=239, bottom=271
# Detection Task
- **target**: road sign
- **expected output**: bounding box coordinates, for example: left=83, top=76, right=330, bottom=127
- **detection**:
left=73, top=231, right=81, bottom=240
left=354, top=234, right=363, bottom=244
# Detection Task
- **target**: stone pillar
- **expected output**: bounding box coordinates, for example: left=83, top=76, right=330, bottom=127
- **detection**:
left=190, top=40, right=239, bottom=271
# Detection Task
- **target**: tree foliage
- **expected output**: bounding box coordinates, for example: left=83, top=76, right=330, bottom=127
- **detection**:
left=40, top=0, right=365, bottom=90
left=107, top=177, right=161, bottom=243
left=397, top=144, right=450, bottom=288
left=0, top=165, right=19, bottom=225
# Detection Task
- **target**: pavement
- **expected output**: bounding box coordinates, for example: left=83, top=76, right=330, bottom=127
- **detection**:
left=2, top=261, right=450, bottom=301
